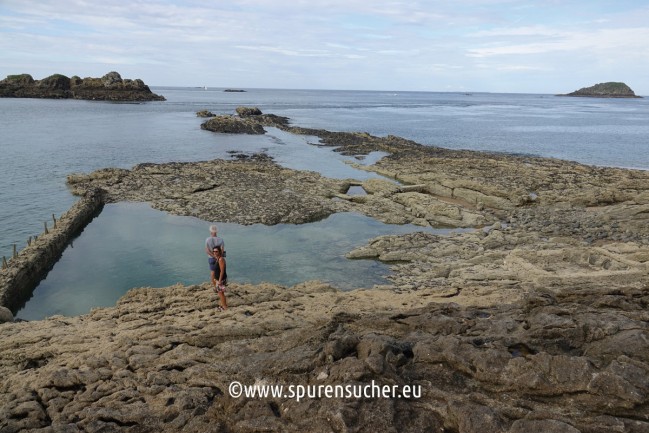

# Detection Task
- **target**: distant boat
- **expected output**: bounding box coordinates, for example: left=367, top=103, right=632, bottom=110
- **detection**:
left=204, top=86, right=208, bottom=90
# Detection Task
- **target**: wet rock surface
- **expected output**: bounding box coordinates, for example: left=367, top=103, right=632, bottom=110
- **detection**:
left=2, top=112, right=649, bottom=431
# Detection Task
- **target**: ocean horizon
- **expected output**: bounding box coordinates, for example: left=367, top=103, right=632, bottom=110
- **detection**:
left=153, top=85, right=648, bottom=97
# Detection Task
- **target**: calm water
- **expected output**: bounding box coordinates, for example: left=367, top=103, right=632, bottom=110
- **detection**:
left=16, top=203, right=461, bottom=320
left=1, top=88, right=648, bottom=318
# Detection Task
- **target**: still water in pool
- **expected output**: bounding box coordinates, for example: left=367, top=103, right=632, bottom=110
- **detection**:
left=16, top=202, right=461, bottom=320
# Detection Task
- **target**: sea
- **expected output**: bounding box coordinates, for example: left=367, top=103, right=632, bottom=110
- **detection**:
left=1, top=88, right=648, bottom=320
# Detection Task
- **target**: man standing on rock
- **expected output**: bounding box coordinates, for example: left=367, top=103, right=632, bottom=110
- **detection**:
left=205, top=225, right=225, bottom=289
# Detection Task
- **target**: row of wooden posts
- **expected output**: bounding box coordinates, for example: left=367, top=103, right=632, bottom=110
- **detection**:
left=1, top=214, right=59, bottom=270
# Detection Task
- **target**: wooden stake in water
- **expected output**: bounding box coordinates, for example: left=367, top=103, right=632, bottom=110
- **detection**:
left=2, top=256, right=7, bottom=269
left=27, top=236, right=32, bottom=246
left=13, top=244, right=17, bottom=259
left=44, top=221, right=48, bottom=234
left=52, top=214, right=57, bottom=228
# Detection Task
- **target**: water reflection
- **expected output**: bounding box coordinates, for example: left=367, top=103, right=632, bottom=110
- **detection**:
left=17, top=202, right=461, bottom=320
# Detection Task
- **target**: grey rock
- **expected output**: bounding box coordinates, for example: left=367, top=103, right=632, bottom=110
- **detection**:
left=0, top=306, right=13, bottom=323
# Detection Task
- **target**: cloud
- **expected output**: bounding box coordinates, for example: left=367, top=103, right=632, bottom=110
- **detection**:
left=468, top=25, right=568, bottom=38
left=1, top=0, right=649, bottom=92
left=466, top=27, right=649, bottom=58
left=235, top=45, right=334, bottom=58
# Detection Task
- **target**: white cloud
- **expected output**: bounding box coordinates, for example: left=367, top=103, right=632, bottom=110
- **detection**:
left=1, top=0, right=648, bottom=92
left=469, top=25, right=567, bottom=38
left=467, top=27, right=649, bottom=58
left=235, top=45, right=334, bottom=58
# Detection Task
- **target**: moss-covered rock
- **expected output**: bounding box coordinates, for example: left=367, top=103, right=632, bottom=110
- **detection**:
left=5, top=74, right=35, bottom=85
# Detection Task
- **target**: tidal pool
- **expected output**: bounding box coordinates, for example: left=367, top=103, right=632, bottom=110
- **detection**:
left=16, top=202, right=460, bottom=320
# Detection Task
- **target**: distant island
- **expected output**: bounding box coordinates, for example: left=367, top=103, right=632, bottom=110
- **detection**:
left=0, top=71, right=165, bottom=101
left=224, top=89, right=246, bottom=92
left=559, top=82, right=642, bottom=98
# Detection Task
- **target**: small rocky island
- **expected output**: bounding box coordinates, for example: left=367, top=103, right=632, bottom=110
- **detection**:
left=561, top=82, right=642, bottom=98
left=0, top=71, right=165, bottom=101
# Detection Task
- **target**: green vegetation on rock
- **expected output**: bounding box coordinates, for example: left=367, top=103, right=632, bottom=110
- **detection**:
left=6, top=74, right=34, bottom=83
left=563, top=81, right=641, bottom=98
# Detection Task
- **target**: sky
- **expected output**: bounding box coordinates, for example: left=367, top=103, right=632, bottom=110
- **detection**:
left=1, top=0, right=648, bottom=94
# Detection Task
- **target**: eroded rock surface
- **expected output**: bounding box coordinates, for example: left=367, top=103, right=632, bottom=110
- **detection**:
left=66, top=115, right=649, bottom=302
left=3, top=113, right=649, bottom=432
left=1, top=280, right=648, bottom=432
left=67, top=155, right=342, bottom=225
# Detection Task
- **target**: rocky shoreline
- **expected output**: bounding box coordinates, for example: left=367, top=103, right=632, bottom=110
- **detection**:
left=1, top=112, right=649, bottom=432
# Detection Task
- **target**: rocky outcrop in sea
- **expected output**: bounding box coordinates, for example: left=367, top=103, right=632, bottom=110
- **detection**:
left=561, top=82, right=642, bottom=98
left=199, top=107, right=290, bottom=134
left=196, top=110, right=216, bottom=118
left=0, top=71, right=165, bottom=101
